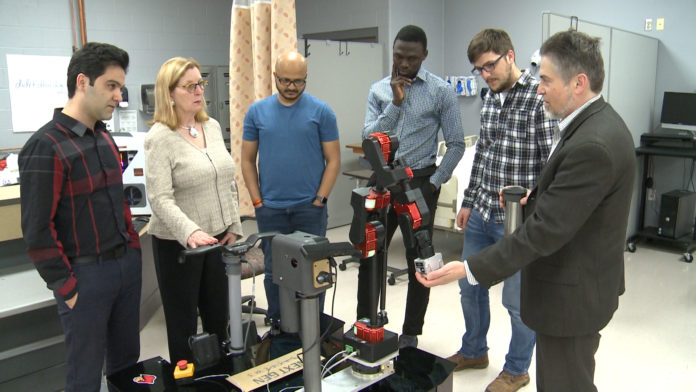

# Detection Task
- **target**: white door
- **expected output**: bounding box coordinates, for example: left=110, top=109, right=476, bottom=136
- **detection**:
left=304, top=40, right=383, bottom=228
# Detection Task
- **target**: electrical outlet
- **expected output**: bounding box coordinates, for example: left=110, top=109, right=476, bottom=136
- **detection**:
left=656, top=18, right=665, bottom=31
left=645, top=18, right=653, bottom=31
left=648, top=188, right=656, bottom=201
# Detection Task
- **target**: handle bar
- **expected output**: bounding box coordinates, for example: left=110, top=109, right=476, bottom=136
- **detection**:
left=178, top=231, right=278, bottom=264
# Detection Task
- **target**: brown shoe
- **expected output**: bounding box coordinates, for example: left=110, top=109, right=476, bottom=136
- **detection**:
left=445, top=352, right=489, bottom=371
left=485, top=370, right=530, bottom=392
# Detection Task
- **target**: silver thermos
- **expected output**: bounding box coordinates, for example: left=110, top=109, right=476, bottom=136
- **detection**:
left=502, top=186, right=527, bottom=235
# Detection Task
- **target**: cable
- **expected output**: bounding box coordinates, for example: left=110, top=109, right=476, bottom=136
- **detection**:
left=266, top=382, right=303, bottom=392
left=193, top=374, right=230, bottom=391
left=320, top=349, right=348, bottom=377
left=240, top=256, right=257, bottom=352
left=321, top=349, right=347, bottom=375
left=277, top=386, right=303, bottom=392
left=195, top=373, right=230, bottom=380
left=322, top=351, right=359, bottom=378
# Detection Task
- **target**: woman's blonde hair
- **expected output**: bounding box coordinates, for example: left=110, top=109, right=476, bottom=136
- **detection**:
left=149, top=57, right=209, bottom=129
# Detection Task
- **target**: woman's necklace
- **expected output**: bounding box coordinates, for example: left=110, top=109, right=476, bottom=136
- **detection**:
left=180, top=123, right=199, bottom=138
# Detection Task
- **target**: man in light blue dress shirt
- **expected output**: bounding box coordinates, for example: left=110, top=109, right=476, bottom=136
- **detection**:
left=356, top=24, right=465, bottom=349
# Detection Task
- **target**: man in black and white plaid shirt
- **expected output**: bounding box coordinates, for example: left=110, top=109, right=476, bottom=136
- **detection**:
left=447, top=29, right=557, bottom=392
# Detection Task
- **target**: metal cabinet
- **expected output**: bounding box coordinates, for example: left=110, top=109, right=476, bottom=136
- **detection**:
left=200, top=65, right=231, bottom=145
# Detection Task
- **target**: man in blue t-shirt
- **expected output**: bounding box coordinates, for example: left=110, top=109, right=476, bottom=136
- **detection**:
left=241, top=51, right=340, bottom=326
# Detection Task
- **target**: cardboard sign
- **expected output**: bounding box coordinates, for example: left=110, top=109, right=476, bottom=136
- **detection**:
left=227, top=348, right=305, bottom=391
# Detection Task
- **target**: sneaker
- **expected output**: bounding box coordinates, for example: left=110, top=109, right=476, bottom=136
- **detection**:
left=485, top=370, right=530, bottom=392
left=398, top=334, right=418, bottom=349
left=445, top=352, right=489, bottom=371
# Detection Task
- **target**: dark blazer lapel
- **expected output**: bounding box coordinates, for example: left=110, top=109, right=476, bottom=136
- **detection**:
left=545, top=97, right=607, bottom=166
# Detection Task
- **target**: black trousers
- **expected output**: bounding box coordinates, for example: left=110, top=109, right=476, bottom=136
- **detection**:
left=56, top=246, right=141, bottom=392
left=536, top=331, right=601, bottom=392
left=356, top=171, right=440, bottom=336
left=152, top=235, right=229, bottom=363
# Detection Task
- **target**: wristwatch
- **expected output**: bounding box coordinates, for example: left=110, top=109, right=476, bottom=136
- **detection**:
left=315, top=195, right=328, bottom=204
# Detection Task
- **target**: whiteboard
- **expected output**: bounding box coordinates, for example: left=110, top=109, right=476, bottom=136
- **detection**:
left=7, top=54, right=70, bottom=133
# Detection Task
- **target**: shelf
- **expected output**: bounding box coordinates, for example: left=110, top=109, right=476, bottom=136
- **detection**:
left=632, top=142, right=696, bottom=260
left=342, top=169, right=373, bottom=181
left=635, top=145, right=696, bottom=158
left=630, top=226, right=696, bottom=252
left=345, top=143, right=364, bottom=155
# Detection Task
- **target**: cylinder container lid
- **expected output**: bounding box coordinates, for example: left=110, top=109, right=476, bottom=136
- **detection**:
left=502, top=186, right=527, bottom=202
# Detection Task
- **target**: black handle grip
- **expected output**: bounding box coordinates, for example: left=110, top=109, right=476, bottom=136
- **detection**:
left=177, top=231, right=280, bottom=264
left=178, top=244, right=220, bottom=264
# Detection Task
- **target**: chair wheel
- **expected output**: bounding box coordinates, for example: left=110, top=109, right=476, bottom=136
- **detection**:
left=339, top=263, right=347, bottom=271
left=683, top=253, right=693, bottom=262
left=388, top=275, right=396, bottom=285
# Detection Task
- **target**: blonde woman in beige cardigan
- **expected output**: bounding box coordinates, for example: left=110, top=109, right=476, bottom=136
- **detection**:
left=144, top=57, right=243, bottom=363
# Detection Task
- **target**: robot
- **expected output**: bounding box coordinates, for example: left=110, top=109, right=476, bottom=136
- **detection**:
left=344, top=132, right=442, bottom=374
left=172, top=132, right=443, bottom=390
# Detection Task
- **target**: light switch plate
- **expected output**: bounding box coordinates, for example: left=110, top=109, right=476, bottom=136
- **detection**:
left=656, top=18, right=665, bottom=31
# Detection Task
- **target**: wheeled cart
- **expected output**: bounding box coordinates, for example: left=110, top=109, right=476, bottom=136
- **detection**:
left=626, top=143, right=696, bottom=262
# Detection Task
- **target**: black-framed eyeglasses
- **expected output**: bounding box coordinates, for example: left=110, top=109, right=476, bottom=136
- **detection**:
left=178, top=80, right=208, bottom=93
left=471, top=53, right=506, bottom=76
left=276, top=76, right=306, bottom=87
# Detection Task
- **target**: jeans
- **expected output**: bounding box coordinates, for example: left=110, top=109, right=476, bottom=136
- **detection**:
left=458, top=210, right=535, bottom=375
left=255, top=201, right=328, bottom=322
left=56, top=246, right=142, bottom=392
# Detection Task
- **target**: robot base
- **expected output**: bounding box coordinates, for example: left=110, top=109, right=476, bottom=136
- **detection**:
left=343, top=329, right=398, bottom=366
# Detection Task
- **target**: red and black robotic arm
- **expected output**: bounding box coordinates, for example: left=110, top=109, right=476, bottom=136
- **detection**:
left=349, top=132, right=434, bottom=328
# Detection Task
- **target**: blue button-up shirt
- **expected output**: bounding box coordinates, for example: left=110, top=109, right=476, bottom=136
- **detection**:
left=363, top=67, right=465, bottom=188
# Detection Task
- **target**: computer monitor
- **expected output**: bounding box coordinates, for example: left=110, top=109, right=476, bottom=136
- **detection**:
left=660, top=91, right=696, bottom=131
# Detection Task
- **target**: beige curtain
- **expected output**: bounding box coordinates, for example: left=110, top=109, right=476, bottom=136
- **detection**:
left=229, top=0, right=298, bottom=216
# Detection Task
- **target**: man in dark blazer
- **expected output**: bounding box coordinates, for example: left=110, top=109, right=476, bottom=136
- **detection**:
left=417, top=30, right=636, bottom=392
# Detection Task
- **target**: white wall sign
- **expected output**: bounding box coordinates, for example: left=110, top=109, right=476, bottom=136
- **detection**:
left=7, top=54, right=70, bottom=133
left=118, top=109, right=138, bottom=133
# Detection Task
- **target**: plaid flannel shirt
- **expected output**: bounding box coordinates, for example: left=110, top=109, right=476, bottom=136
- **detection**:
left=462, top=71, right=557, bottom=223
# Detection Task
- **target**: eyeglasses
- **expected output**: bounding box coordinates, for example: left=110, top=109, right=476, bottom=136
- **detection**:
left=276, top=76, right=306, bottom=87
left=471, top=53, right=506, bottom=76
left=178, top=80, right=208, bottom=93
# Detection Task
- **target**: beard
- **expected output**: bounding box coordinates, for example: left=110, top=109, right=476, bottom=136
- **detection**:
left=543, top=92, right=575, bottom=120
left=488, top=63, right=516, bottom=93
left=276, top=81, right=304, bottom=103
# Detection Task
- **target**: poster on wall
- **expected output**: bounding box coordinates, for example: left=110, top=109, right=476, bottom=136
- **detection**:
left=118, top=110, right=138, bottom=133
left=6, top=54, right=70, bottom=133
